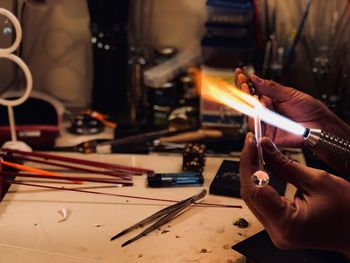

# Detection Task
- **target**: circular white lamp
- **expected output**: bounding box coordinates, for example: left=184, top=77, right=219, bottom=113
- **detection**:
left=0, top=8, right=33, bottom=152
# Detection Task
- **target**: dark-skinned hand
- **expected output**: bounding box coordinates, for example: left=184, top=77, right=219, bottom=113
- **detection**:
left=240, top=133, right=350, bottom=258
left=234, top=68, right=350, bottom=174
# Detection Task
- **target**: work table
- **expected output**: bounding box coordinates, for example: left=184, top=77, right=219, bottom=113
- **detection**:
left=0, top=151, right=302, bottom=262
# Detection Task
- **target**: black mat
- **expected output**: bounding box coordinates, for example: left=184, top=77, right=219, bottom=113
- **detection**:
left=232, top=230, right=349, bottom=263
left=209, top=160, right=286, bottom=198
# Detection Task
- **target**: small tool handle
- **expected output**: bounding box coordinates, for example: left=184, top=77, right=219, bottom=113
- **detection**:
left=159, top=129, right=223, bottom=143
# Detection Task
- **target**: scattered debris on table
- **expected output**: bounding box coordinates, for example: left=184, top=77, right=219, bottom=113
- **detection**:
left=200, top=248, right=212, bottom=253
left=233, top=217, right=249, bottom=228
left=161, top=229, right=170, bottom=234
left=223, top=244, right=231, bottom=250
left=57, top=207, right=69, bottom=223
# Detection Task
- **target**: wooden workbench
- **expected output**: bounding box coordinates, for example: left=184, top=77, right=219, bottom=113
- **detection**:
left=0, top=151, right=303, bottom=263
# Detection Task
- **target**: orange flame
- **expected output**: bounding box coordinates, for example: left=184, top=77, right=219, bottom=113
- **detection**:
left=201, top=74, right=306, bottom=136
left=201, top=74, right=261, bottom=118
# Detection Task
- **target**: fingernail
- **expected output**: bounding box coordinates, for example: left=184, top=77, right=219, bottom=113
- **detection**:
left=246, top=132, right=254, bottom=141
left=261, top=138, right=277, bottom=153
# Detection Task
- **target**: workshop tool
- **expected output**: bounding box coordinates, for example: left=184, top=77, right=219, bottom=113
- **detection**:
left=202, top=73, right=350, bottom=184
left=62, top=128, right=196, bottom=154
left=157, top=129, right=223, bottom=145
left=303, top=128, right=350, bottom=160
left=110, top=189, right=207, bottom=246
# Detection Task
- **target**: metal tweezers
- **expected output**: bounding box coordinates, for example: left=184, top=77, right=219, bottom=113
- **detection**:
left=110, top=189, right=207, bottom=247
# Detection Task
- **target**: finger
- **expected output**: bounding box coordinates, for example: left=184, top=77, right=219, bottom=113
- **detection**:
left=241, top=186, right=280, bottom=228
left=247, top=116, right=253, bottom=131
left=234, top=68, right=244, bottom=86
left=241, top=83, right=250, bottom=94
left=272, top=131, right=304, bottom=147
left=235, top=73, right=248, bottom=89
left=261, top=137, right=314, bottom=189
left=260, top=95, right=273, bottom=109
left=234, top=67, right=247, bottom=88
left=238, top=73, right=248, bottom=86
left=263, top=125, right=277, bottom=143
left=245, top=185, right=293, bottom=229
left=250, top=74, right=299, bottom=103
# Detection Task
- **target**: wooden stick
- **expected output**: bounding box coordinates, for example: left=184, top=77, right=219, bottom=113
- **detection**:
left=6, top=181, right=242, bottom=208
left=3, top=149, right=154, bottom=175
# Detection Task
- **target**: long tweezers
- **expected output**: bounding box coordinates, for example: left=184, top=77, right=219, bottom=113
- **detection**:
left=110, top=189, right=207, bottom=247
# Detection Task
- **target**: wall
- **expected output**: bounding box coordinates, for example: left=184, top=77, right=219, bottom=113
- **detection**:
left=22, top=0, right=93, bottom=108
left=1, top=0, right=206, bottom=109
left=2, top=0, right=349, bottom=108
left=0, top=0, right=92, bottom=108
left=148, top=0, right=207, bottom=51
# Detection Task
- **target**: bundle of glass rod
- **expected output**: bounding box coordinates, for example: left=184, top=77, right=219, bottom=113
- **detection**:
left=0, top=150, right=242, bottom=208
left=0, top=148, right=154, bottom=187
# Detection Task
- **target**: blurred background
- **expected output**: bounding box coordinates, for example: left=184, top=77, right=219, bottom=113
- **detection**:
left=0, top=0, right=349, bottom=155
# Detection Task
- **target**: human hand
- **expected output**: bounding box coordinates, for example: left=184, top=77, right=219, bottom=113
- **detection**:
left=239, top=133, right=350, bottom=258
left=234, top=68, right=350, bottom=148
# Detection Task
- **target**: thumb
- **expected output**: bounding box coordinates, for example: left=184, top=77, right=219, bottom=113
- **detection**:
left=239, top=132, right=259, bottom=192
left=239, top=135, right=293, bottom=229
left=250, top=74, right=298, bottom=103
left=261, top=137, right=313, bottom=190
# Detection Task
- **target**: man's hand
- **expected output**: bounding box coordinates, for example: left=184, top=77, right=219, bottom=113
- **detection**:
left=235, top=68, right=350, bottom=174
left=240, top=133, right=350, bottom=258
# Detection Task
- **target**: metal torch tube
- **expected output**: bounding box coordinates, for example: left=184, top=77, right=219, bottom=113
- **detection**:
left=304, top=128, right=350, bottom=159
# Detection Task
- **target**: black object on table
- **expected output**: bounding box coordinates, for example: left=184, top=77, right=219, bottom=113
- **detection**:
left=209, top=160, right=287, bottom=198
left=232, top=230, right=349, bottom=263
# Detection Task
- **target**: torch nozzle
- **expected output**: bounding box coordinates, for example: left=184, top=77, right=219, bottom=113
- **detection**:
left=304, top=128, right=350, bottom=159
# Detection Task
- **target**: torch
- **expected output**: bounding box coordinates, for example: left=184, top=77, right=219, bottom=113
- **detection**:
left=303, top=128, right=350, bottom=159
left=202, top=74, right=350, bottom=186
